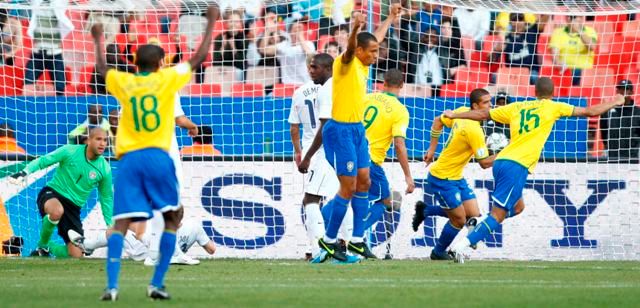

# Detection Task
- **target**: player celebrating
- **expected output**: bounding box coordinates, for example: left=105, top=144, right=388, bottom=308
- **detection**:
left=358, top=69, right=415, bottom=258
left=91, top=4, right=218, bottom=301
left=298, top=4, right=403, bottom=261
left=289, top=53, right=340, bottom=259
left=446, top=78, right=625, bottom=263
left=9, top=127, right=112, bottom=259
left=416, top=88, right=498, bottom=260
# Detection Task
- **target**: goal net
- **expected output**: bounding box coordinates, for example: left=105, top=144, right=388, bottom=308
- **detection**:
left=0, top=0, right=639, bottom=260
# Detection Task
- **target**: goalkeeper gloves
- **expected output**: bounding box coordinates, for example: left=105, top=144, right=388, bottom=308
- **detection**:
left=9, top=171, right=27, bottom=186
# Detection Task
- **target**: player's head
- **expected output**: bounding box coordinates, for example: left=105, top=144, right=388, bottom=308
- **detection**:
left=383, top=69, right=404, bottom=94
left=135, top=44, right=165, bottom=72
left=469, top=88, right=492, bottom=111
left=324, top=41, right=341, bottom=59
left=193, top=125, right=213, bottom=144
left=355, top=32, right=379, bottom=65
left=87, top=127, right=108, bottom=156
left=535, top=77, right=555, bottom=99
left=309, top=53, right=334, bottom=84
left=88, top=104, right=103, bottom=125
left=495, top=91, right=511, bottom=107
left=0, top=122, right=15, bottom=138
left=616, top=79, right=634, bottom=104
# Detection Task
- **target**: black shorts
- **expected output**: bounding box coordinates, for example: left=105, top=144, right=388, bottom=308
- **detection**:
left=37, top=187, right=83, bottom=244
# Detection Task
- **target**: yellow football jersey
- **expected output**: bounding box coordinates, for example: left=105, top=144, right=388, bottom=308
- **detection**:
left=430, top=107, right=489, bottom=180
left=331, top=54, right=370, bottom=123
left=363, top=92, right=410, bottom=165
left=106, top=63, right=192, bottom=158
left=549, top=26, right=598, bottom=69
left=490, top=99, right=574, bottom=172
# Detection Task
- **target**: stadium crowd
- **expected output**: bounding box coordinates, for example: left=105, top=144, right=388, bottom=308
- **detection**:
left=0, top=0, right=638, bottom=158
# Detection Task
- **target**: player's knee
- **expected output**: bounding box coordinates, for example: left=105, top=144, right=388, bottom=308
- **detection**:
left=68, top=246, right=83, bottom=258
left=162, top=211, right=180, bottom=230
left=338, top=186, right=356, bottom=199
left=47, top=204, right=64, bottom=221
left=356, top=178, right=371, bottom=192
left=450, top=212, right=467, bottom=229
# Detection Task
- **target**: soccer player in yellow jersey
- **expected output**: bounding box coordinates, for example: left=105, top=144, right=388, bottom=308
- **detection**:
left=91, top=6, right=219, bottom=301
left=445, top=77, right=625, bottom=263
left=416, top=88, right=498, bottom=261
left=359, top=69, right=415, bottom=258
left=298, top=4, right=403, bottom=262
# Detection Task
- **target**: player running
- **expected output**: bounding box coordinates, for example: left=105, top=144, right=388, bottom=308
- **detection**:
left=298, top=4, right=403, bottom=262
left=9, top=127, right=113, bottom=259
left=357, top=69, right=415, bottom=259
left=446, top=77, right=625, bottom=263
left=414, top=88, right=500, bottom=260
left=91, top=4, right=218, bottom=301
left=289, top=53, right=341, bottom=259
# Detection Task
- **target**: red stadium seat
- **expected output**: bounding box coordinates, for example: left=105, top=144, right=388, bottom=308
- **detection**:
left=580, top=67, right=616, bottom=97
left=186, top=84, right=222, bottom=96
left=232, top=83, right=265, bottom=97
left=455, top=67, right=490, bottom=86
left=439, top=83, right=477, bottom=97
left=272, top=84, right=298, bottom=97
left=539, top=65, right=573, bottom=96
left=317, top=35, right=332, bottom=53
left=495, top=67, right=530, bottom=90
left=0, top=66, right=25, bottom=96
left=622, top=20, right=640, bottom=38
left=594, top=14, right=628, bottom=34
left=400, top=84, right=432, bottom=98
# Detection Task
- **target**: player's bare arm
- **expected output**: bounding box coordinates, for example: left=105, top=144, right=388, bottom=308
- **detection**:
left=91, top=24, right=107, bottom=77
left=394, top=136, right=415, bottom=194
left=373, top=3, right=403, bottom=43
left=477, top=155, right=496, bottom=169
left=342, top=13, right=365, bottom=65
left=290, top=123, right=302, bottom=166
left=188, top=5, right=220, bottom=69
left=424, top=115, right=445, bottom=165
left=176, top=115, right=198, bottom=137
left=572, top=94, right=625, bottom=117
left=298, top=119, right=328, bottom=173
left=443, top=109, right=490, bottom=122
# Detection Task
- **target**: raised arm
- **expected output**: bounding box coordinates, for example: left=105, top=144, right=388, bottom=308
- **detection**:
left=394, top=136, right=415, bottom=194
left=572, top=95, right=624, bottom=117
left=342, top=13, right=365, bottom=64
left=98, top=171, right=114, bottom=227
left=91, top=24, right=108, bottom=77
left=373, top=3, right=403, bottom=44
left=424, top=115, right=444, bottom=165
left=188, top=5, right=220, bottom=69
left=443, top=109, right=490, bottom=121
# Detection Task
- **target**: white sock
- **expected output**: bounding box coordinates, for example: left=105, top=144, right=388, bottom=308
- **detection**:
left=84, top=231, right=108, bottom=250
left=338, top=206, right=353, bottom=243
left=124, top=231, right=147, bottom=257
left=304, top=203, right=324, bottom=255
left=146, top=211, right=165, bottom=260
left=452, top=237, right=471, bottom=252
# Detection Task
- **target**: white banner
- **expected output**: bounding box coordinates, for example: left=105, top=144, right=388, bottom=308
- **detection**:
left=77, top=161, right=640, bottom=260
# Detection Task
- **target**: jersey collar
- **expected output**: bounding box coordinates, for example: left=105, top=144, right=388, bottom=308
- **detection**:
left=135, top=71, right=152, bottom=76
left=383, top=91, right=398, bottom=98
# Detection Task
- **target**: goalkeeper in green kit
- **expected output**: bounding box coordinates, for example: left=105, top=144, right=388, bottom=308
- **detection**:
left=10, top=127, right=113, bottom=258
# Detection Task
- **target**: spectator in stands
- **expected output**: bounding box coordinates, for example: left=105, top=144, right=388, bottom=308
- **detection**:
left=416, top=2, right=442, bottom=34
left=600, top=80, right=640, bottom=161
left=0, top=8, right=23, bottom=66
left=494, top=11, right=536, bottom=34
left=372, top=40, right=398, bottom=84
left=90, top=44, right=135, bottom=94
left=260, top=19, right=315, bottom=84
left=25, top=0, right=75, bottom=96
left=492, top=13, right=549, bottom=84
left=213, top=10, right=248, bottom=77
left=453, top=7, right=490, bottom=50
left=85, top=0, right=131, bottom=45
left=68, top=104, right=110, bottom=144
left=330, top=24, right=349, bottom=53
left=415, top=27, right=443, bottom=91
left=217, top=0, right=263, bottom=20
left=318, top=0, right=353, bottom=36
left=438, top=17, right=466, bottom=84
left=255, top=12, right=286, bottom=67
left=180, top=125, right=222, bottom=156
left=323, top=41, right=341, bottom=59
left=549, top=15, right=597, bottom=86
left=384, top=13, right=410, bottom=77
left=0, top=123, right=26, bottom=155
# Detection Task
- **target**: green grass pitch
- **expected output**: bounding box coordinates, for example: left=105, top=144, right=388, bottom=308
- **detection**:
left=1, top=258, right=639, bottom=307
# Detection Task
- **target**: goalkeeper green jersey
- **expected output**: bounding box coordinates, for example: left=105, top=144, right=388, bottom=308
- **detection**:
left=24, top=144, right=113, bottom=225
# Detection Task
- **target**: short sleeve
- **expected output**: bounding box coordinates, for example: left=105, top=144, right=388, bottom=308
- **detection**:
left=392, top=107, right=410, bottom=138
left=490, top=103, right=520, bottom=124
left=288, top=90, right=302, bottom=124
left=318, top=82, right=333, bottom=119
left=174, top=95, right=185, bottom=118
left=553, top=102, right=575, bottom=118
left=440, top=113, right=454, bottom=128
left=467, top=125, right=489, bottom=160
left=196, top=226, right=210, bottom=246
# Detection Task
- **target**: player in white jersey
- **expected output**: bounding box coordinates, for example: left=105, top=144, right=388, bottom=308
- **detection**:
left=289, top=53, right=349, bottom=260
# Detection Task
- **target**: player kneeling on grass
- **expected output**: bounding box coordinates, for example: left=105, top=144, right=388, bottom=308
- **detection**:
left=414, top=89, right=506, bottom=260
left=444, top=78, right=625, bottom=263
left=358, top=68, right=415, bottom=258
left=9, top=127, right=113, bottom=258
